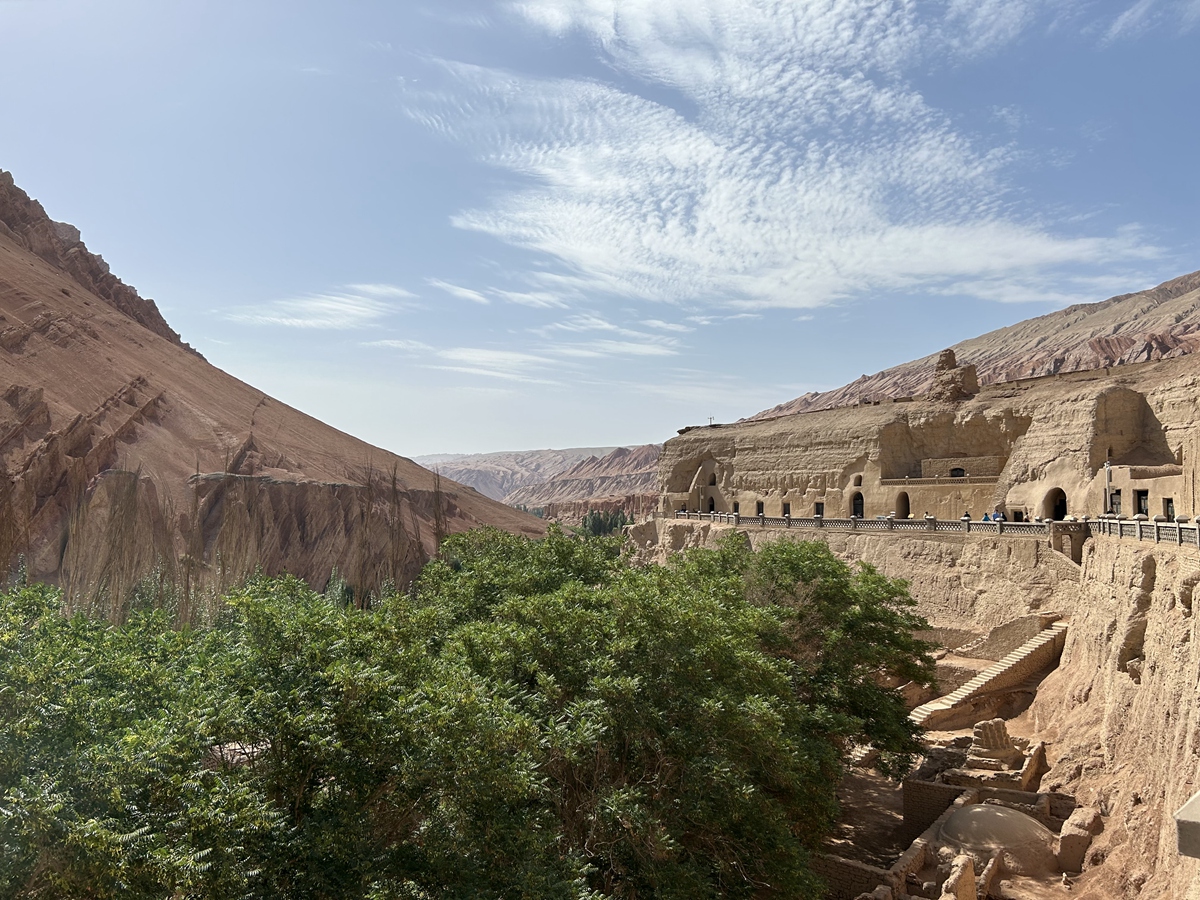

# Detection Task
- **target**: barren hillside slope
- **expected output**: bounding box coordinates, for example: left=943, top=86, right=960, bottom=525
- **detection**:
left=751, top=270, right=1200, bottom=419
left=0, top=171, right=543, bottom=601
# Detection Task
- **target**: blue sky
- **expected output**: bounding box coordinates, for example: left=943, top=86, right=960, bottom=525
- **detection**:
left=1, top=0, right=1197, bottom=455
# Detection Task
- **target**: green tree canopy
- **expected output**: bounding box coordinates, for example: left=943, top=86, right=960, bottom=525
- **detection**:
left=0, top=528, right=933, bottom=899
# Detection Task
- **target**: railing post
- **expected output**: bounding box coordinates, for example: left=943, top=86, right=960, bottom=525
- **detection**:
left=997, top=518, right=1004, bottom=535
left=785, top=514, right=791, bottom=529
left=962, top=514, right=971, bottom=534
left=759, top=513, right=765, bottom=527
left=925, top=515, right=936, bottom=532
left=886, top=515, right=894, bottom=530
left=814, top=515, right=823, bottom=528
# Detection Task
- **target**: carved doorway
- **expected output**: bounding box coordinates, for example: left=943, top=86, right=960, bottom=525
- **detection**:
left=851, top=492, right=864, bottom=518
left=1043, top=488, right=1067, bottom=521
left=895, top=491, right=910, bottom=519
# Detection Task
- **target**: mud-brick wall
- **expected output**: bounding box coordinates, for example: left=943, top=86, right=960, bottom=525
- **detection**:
left=810, top=854, right=890, bottom=900
left=903, top=779, right=969, bottom=833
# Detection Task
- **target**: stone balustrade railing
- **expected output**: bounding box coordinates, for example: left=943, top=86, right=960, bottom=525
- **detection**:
left=671, top=510, right=1050, bottom=536
left=669, top=510, right=1200, bottom=550
left=1090, top=515, right=1200, bottom=549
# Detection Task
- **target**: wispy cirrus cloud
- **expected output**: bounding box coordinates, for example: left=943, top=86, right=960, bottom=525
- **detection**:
left=427, top=278, right=490, bottom=304
left=491, top=289, right=569, bottom=308
left=550, top=339, right=678, bottom=358
left=641, top=319, right=693, bottom=333
left=230, top=284, right=414, bottom=329
left=403, top=0, right=1162, bottom=311
left=364, top=338, right=433, bottom=351
left=366, top=340, right=560, bottom=383
left=534, top=312, right=682, bottom=356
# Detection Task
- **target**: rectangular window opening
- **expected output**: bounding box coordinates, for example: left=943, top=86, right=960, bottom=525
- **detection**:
left=1135, top=489, right=1149, bottom=516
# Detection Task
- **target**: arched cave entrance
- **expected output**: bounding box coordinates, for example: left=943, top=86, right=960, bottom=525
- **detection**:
left=895, top=491, right=910, bottom=519
left=707, top=496, right=716, bottom=513
left=851, top=492, right=864, bottom=518
left=950, top=467, right=966, bottom=478
left=1042, top=488, right=1068, bottom=521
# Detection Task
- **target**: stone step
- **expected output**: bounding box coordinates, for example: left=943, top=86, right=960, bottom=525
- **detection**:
left=910, top=621, right=1069, bottom=727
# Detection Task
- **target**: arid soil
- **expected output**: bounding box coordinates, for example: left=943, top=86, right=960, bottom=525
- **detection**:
left=0, top=170, right=543, bottom=602
left=750, top=269, right=1200, bottom=420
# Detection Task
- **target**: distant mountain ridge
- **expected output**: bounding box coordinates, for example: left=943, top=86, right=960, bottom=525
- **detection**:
left=505, top=444, right=661, bottom=508
left=412, top=447, right=618, bottom=502
left=415, top=444, right=663, bottom=524
left=504, top=444, right=661, bottom=524
left=749, top=269, right=1200, bottom=420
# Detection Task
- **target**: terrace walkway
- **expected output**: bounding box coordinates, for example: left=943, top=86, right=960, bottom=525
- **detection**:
left=670, top=509, right=1200, bottom=550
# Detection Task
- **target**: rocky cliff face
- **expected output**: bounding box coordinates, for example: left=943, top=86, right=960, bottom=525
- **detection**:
left=1028, top=536, right=1200, bottom=900
left=505, top=444, right=661, bottom=518
left=750, top=270, right=1200, bottom=420
left=0, top=173, right=543, bottom=606
left=630, top=518, right=1200, bottom=897
left=661, top=350, right=1200, bottom=525
left=0, top=171, right=196, bottom=354
left=412, top=446, right=618, bottom=502
left=631, top=520, right=1083, bottom=632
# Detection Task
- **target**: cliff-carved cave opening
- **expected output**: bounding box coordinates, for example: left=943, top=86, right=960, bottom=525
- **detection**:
left=895, top=491, right=910, bottom=519
left=1042, top=488, right=1068, bottom=521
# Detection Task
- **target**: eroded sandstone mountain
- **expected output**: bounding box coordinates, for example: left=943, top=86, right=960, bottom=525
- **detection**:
left=750, top=269, right=1200, bottom=420
left=504, top=443, right=661, bottom=523
left=0, top=172, right=195, bottom=353
left=0, top=170, right=543, bottom=606
left=412, top=446, right=618, bottom=502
